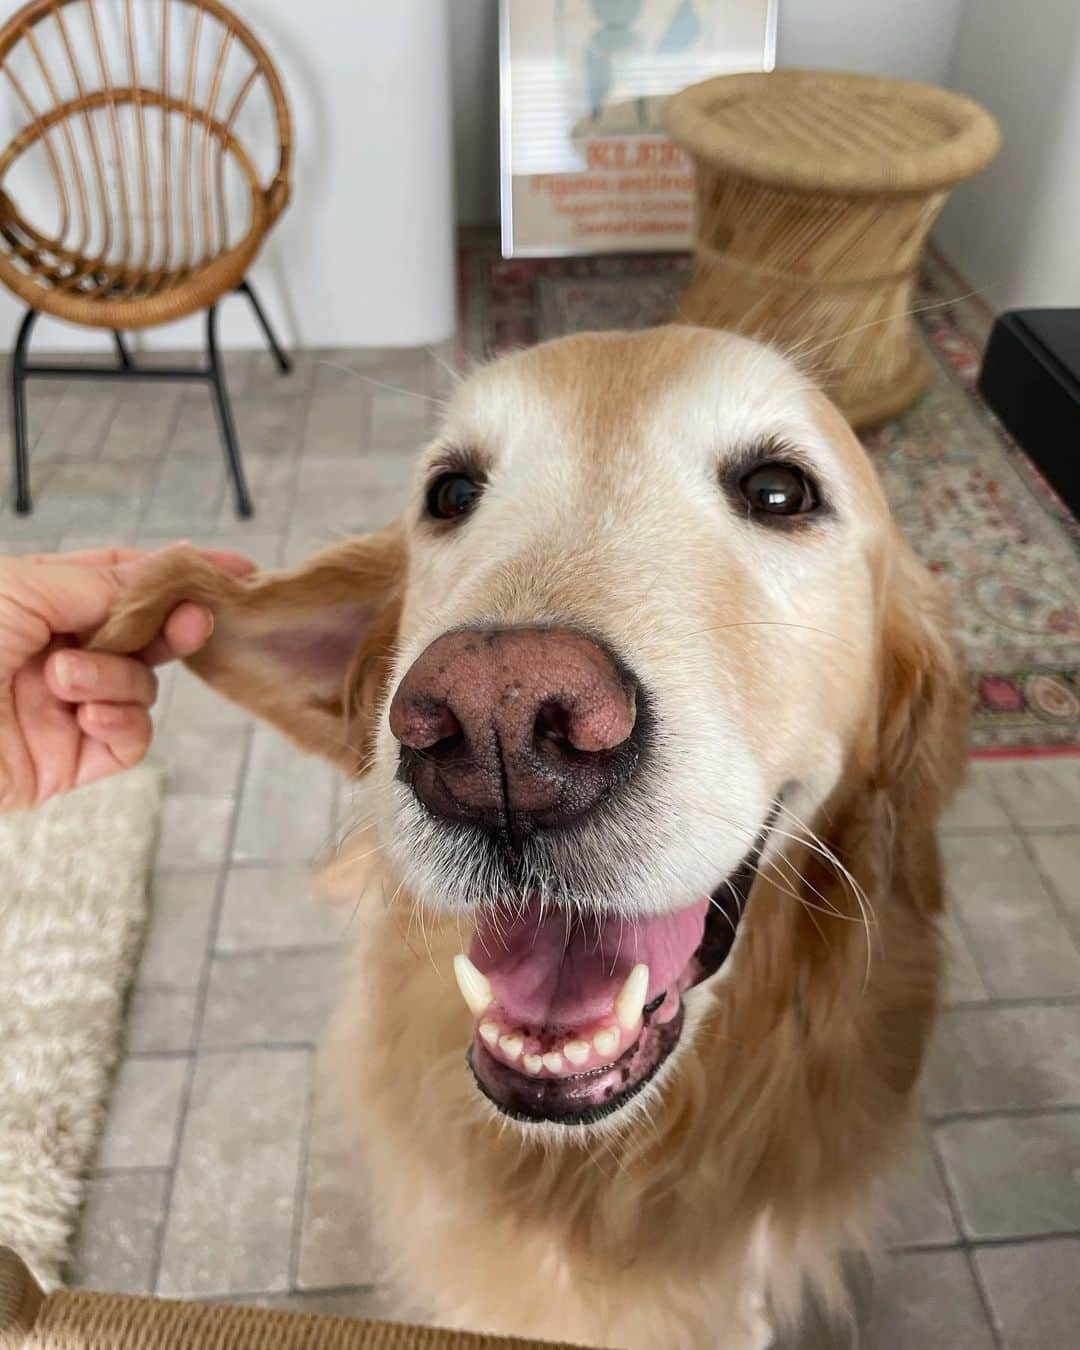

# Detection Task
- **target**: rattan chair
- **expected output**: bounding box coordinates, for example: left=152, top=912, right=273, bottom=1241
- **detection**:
left=0, top=0, right=294, bottom=517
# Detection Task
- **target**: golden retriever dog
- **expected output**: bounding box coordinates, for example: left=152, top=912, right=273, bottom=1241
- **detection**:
left=94, top=326, right=967, bottom=1350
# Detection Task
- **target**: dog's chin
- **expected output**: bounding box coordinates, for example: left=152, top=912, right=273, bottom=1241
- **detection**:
left=461, top=821, right=772, bottom=1131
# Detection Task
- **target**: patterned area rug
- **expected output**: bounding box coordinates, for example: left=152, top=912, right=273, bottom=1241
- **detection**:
left=460, top=235, right=1080, bottom=756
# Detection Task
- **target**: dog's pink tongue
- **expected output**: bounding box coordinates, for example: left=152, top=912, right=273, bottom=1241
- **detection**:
left=469, top=898, right=709, bottom=1030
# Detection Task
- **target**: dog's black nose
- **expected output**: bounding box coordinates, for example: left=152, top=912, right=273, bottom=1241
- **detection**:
left=388, top=626, right=641, bottom=833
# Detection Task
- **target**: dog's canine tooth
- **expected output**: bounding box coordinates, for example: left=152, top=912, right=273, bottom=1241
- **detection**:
left=453, top=953, right=493, bottom=1017
left=542, top=1051, right=564, bottom=1073
left=478, top=1020, right=500, bottom=1046
left=499, top=1033, right=523, bottom=1061
left=564, top=1040, right=590, bottom=1066
left=594, top=1027, right=620, bottom=1058
left=523, top=1052, right=544, bottom=1075
left=615, top=962, right=650, bottom=1030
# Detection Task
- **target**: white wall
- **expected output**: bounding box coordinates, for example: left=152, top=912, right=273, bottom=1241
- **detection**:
left=447, top=0, right=968, bottom=228
left=935, top=0, right=1080, bottom=311
left=776, top=0, right=965, bottom=84
left=0, top=0, right=456, bottom=352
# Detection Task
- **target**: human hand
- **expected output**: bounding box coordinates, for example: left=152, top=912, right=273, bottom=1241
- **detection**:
left=0, top=545, right=254, bottom=812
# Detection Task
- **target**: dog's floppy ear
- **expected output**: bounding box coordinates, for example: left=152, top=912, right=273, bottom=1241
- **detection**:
left=873, top=529, right=968, bottom=826
left=91, top=528, right=404, bottom=773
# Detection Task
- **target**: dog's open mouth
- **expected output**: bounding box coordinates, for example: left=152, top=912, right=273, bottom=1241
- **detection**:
left=458, top=825, right=770, bottom=1126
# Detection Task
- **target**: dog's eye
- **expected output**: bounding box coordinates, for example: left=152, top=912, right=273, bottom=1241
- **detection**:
left=426, top=473, right=483, bottom=521
left=739, top=462, right=819, bottom=518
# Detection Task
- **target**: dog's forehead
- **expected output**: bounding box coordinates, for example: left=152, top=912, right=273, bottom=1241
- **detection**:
left=447, top=327, right=826, bottom=463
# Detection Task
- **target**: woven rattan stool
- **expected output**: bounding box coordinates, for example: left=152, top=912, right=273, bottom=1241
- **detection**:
left=0, top=0, right=294, bottom=517
left=666, top=70, right=1000, bottom=427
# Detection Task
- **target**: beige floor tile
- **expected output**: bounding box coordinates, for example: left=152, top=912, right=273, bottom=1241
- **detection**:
left=942, top=834, right=1080, bottom=997
left=25, top=460, right=154, bottom=533
left=923, top=1005, right=1080, bottom=1116
left=141, top=452, right=228, bottom=529
left=864, top=1251, right=995, bottom=1350
left=153, top=726, right=250, bottom=797
left=95, top=1056, right=188, bottom=1171
left=150, top=660, right=179, bottom=731
left=1025, top=831, right=1080, bottom=925
left=156, top=1049, right=309, bottom=1297
left=217, top=866, right=344, bottom=952
left=125, top=986, right=199, bottom=1054
left=156, top=795, right=235, bottom=868
left=99, top=393, right=182, bottom=463
left=935, top=1113, right=1080, bottom=1239
left=232, top=725, right=337, bottom=864
left=166, top=398, right=223, bottom=457
left=248, top=347, right=319, bottom=399
left=884, top=1124, right=958, bottom=1248
left=33, top=388, right=118, bottom=462
left=296, top=1072, right=385, bottom=1290
left=230, top=395, right=309, bottom=460
left=939, top=762, right=1014, bottom=832
left=312, top=346, right=431, bottom=396
left=979, top=758, right=1080, bottom=830
left=216, top=450, right=299, bottom=532
left=290, top=454, right=407, bottom=530
left=0, top=498, right=62, bottom=539
left=941, top=909, right=990, bottom=1005
left=973, top=1238, right=1080, bottom=1350
left=0, top=534, right=61, bottom=556
left=137, top=870, right=218, bottom=989
left=67, top=1171, right=169, bottom=1293
left=199, top=948, right=340, bottom=1049
left=280, top=524, right=352, bottom=568
left=132, top=530, right=283, bottom=572
left=166, top=667, right=254, bottom=730
left=369, top=387, right=432, bottom=450
left=301, top=388, right=373, bottom=458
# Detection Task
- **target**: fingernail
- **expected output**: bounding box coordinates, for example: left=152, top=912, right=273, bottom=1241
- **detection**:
left=56, top=652, right=96, bottom=691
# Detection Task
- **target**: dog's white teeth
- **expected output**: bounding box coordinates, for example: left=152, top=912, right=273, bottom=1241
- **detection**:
left=478, top=1020, right=500, bottom=1047
left=564, top=1040, right=590, bottom=1066
left=453, top=953, right=493, bottom=1017
left=498, top=1033, right=523, bottom=1062
left=594, top=1027, right=620, bottom=1058
left=542, top=1051, right=564, bottom=1073
left=523, top=1052, right=544, bottom=1075
left=615, top=962, right=650, bottom=1030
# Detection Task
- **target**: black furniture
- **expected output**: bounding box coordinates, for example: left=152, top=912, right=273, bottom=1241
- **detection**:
left=978, top=309, right=1080, bottom=518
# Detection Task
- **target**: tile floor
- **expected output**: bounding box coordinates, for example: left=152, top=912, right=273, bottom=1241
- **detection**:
left=2, top=347, right=1079, bottom=1348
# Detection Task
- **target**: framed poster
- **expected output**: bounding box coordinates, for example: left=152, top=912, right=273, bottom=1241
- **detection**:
left=499, top=0, right=777, bottom=257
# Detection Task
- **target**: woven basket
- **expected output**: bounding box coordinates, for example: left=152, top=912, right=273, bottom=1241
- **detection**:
left=666, top=70, right=1000, bottom=427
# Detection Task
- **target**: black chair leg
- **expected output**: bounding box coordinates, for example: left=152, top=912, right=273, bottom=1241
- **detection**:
left=237, top=278, right=292, bottom=374
left=11, top=308, right=38, bottom=515
left=113, top=331, right=134, bottom=368
left=206, top=303, right=254, bottom=519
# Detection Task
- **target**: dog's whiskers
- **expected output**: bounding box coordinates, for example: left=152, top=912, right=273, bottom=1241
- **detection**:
left=774, top=802, right=878, bottom=990
left=311, top=358, right=442, bottom=405
left=784, top=291, right=975, bottom=365
left=673, top=619, right=857, bottom=649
